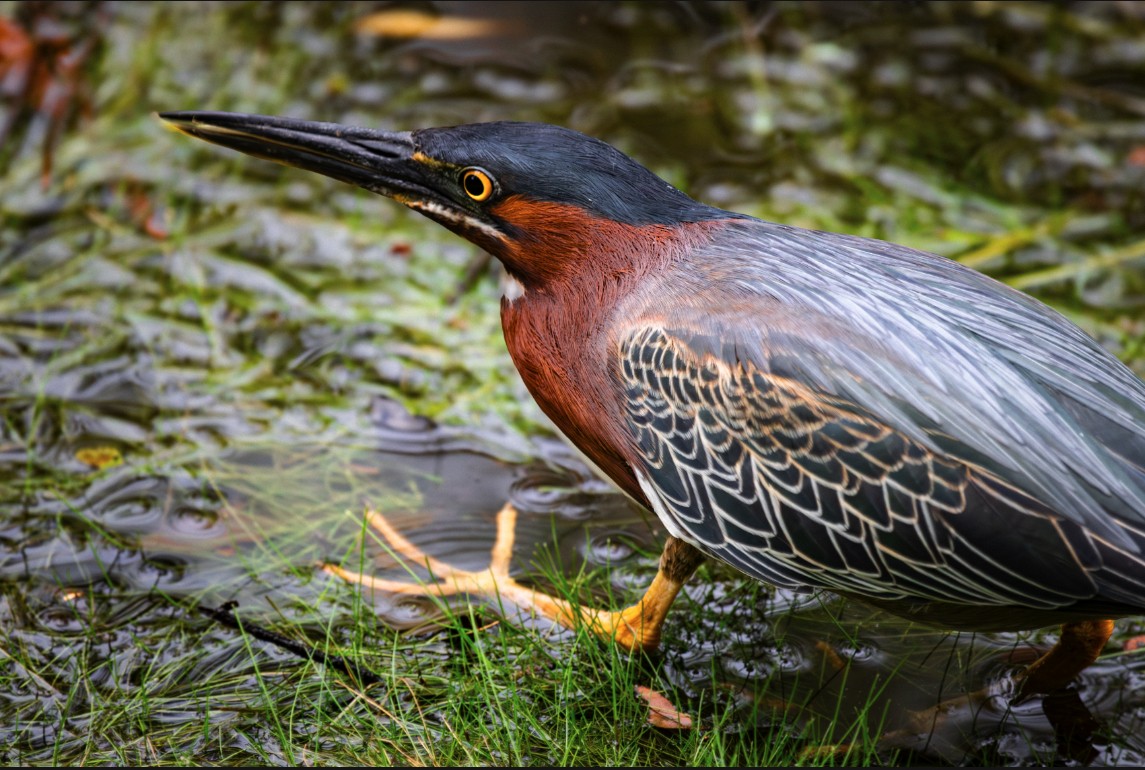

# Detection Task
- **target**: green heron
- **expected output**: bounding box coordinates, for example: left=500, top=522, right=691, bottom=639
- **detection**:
left=161, top=111, right=1145, bottom=700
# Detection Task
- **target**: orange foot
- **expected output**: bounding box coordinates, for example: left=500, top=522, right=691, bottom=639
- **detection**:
left=324, top=502, right=697, bottom=653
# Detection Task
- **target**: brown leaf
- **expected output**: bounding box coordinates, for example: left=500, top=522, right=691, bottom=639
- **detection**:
left=635, top=684, right=693, bottom=730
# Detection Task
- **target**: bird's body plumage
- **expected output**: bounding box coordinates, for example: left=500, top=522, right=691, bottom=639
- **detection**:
left=162, top=112, right=1145, bottom=680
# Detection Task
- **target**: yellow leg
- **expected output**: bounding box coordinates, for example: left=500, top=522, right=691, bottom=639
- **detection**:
left=324, top=502, right=704, bottom=652
left=608, top=535, right=704, bottom=651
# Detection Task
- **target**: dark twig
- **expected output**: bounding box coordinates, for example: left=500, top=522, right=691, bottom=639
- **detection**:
left=199, top=601, right=383, bottom=687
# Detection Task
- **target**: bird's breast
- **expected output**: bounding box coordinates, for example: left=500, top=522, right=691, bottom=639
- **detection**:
left=500, top=286, right=647, bottom=503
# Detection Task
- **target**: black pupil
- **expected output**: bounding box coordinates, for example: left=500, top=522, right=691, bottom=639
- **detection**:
left=465, top=173, right=486, bottom=197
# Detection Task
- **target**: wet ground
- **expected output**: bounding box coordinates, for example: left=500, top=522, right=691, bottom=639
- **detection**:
left=3, top=1, right=1145, bottom=765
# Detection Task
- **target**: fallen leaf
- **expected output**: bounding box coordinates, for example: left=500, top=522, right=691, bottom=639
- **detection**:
left=635, top=684, right=693, bottom=730
left=75, top=446, right=123, bottom=470
left=354, top=10, right=516, bottom=40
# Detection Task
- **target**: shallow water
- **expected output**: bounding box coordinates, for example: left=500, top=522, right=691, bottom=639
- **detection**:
left=2, top=0, right=1145, bottom=765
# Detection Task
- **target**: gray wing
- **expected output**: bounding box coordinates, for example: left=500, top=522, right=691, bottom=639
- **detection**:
left=616, top=221, right=1145, bottom=612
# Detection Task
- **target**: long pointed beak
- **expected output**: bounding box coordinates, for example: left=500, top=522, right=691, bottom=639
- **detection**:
left=158, top=111, right=431, bottom=200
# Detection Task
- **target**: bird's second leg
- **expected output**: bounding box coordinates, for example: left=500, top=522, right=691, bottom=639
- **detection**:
left=1013, top=619, right=1114, bottom=701
left=324, top=503, right=704, bottom=653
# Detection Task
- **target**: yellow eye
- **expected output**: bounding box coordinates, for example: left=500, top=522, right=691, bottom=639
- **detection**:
left=461, top=168, right=494, bottom=202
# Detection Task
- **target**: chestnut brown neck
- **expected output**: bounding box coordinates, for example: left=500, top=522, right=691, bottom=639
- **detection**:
left=496, top=205, right=721, bottom=504
left=491, top=197, right=702, bottom=288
